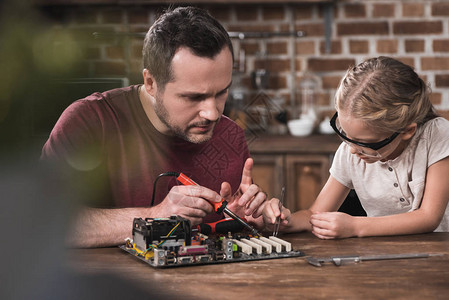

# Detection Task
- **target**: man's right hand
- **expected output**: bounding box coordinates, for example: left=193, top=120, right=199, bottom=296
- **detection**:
left=152, top=185, right=223, bottom=225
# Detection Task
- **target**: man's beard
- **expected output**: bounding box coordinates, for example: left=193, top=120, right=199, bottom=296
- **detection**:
left=154, top=93, right=217, bottom=144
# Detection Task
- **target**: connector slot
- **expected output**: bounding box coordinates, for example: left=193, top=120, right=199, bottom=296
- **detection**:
left=240, top=239, right=262, bottom=255
left=269, top=236, right=292, bottom=252
left=178, top=256, right=194, bottom=264
left=250, top=237, right=272, bottom=254
left=259, top=236, right=282, bottom=253
left=230, top=239, right=252, bottom=255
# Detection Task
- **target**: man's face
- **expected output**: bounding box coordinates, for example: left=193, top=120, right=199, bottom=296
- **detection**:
left=150, top=47, right=233, bottom=144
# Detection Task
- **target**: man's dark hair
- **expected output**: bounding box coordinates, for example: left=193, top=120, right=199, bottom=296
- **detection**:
left=142, top=6, right=234, bottom=91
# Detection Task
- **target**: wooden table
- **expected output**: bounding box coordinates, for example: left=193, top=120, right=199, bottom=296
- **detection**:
left=65, top=232, right=449, bottom=299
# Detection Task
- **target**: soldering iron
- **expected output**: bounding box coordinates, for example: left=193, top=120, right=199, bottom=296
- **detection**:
left=176, top=172, right=262, bottom=236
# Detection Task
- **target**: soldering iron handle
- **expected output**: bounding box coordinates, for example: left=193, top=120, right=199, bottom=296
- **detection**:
left=176, top=173, right=227, bottom=213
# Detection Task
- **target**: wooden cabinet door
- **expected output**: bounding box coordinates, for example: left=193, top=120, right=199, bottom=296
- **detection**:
left=251, top=154, right=284, bottom=200
left=285, top=155, right=331, bottom=211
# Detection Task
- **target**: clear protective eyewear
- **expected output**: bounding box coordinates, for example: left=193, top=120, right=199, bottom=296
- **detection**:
left=330, top=112, right=401, bottom=158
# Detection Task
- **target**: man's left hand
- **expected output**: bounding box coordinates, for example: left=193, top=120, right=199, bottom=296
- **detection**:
left=220, top=158, right=267, bottom=227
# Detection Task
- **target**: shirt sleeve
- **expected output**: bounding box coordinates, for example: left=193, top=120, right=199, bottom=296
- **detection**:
left=41, top=98, right=105, bottom=171
left=426, top=117, right=449, bottom=167
left=329, top=142, right=354, bottom=189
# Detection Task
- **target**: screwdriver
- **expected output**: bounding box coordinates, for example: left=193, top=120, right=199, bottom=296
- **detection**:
left=176, top=172, right=261, bottom=236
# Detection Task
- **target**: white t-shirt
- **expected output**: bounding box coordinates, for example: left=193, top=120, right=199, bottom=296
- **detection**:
left=330, top=117, right=449, bottom=232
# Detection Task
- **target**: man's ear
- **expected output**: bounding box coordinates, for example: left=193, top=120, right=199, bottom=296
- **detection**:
left=401, top=123, right=417, bottom=141
left=142, top=68, right=158, bottom=97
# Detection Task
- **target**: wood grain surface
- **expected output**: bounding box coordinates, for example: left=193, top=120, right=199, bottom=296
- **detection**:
left=65, top=232, right=449, bottom=299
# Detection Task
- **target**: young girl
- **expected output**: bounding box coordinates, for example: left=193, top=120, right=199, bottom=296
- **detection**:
left=264, top=56, right=449, bottom=238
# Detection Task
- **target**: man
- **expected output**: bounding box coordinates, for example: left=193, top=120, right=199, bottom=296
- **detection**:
left=42, top=6, right=267, bottom=247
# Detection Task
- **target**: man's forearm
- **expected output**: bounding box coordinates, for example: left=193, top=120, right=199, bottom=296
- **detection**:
left=66, top=206, right=155, bottom=248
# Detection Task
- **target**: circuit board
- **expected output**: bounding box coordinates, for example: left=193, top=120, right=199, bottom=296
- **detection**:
left=120, top=216, right=305, bottom=268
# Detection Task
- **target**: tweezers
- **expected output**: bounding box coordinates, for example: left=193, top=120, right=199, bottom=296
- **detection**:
left=273, top=187, right=285, bottom=237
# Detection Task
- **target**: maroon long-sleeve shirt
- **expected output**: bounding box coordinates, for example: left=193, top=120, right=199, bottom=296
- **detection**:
left=42, top=85, right=250, bottom=223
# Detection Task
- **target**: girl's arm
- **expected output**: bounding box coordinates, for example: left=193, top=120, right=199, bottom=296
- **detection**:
left=355, top=156, right=449, bottom=237
left=311, top=157, right=449, bottom=239
left=283, top=176, right=350, bottom=233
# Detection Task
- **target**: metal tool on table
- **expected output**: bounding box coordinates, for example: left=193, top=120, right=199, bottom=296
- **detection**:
left=273, top=187, right=285, bottom=237
left=176, top=172, right=262, bottom=236
left=306, top=253, right=441, bottom=267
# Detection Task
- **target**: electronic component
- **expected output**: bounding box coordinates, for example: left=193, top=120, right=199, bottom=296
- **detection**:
left=132, top=216, right=191, bottom=252
left=120, top=215, right=305, bottom=268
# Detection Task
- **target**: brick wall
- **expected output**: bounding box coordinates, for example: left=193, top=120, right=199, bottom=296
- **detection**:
left=40, top=0, right=449, bottom=122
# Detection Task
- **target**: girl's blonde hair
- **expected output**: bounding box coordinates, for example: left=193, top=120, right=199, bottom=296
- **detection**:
left=335, top=56, right=437, bottom=134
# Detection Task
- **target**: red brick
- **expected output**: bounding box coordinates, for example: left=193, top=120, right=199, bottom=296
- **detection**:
left=262, top=5, right=285, bottom=21
left=405, top=40, right=425, bottom=53
left=268, top=75, right=287, bottom=89
left=129, top=26, right=149, bottom=34
left=241, top=42, right=259, bottom=55
left=435, top=74, right=449, bottom=87
left=397, top=57, right=415, bottom=68
left=296, top=23, right=325, bottom=37
left=318, top=4, right=338, bottom=19
left=294, top=5, right=313, bottom=20
left=207, top=6, right=231, bottom=22
left=106, top=45, right=124, bottom=59
left=373, top=4, right=395, bottom=18
left=265, top=59, right=291, bottom=72
left=377, top=39, right=398, bottom=53
left=235, top=5, right=258, bottom=21
left=295, top=59, right=302, bottom=71
left=322, top=76, right=342, bottom=89
left=402, top=3, right=425, bottom=17
left=433, top=40, right=449, bottom=52
left=430, top=92, right=442, bottom=106
left=421, top=57, right=449, bottom=70
left=432, top=3, right=449, bottom=16
left=308, top=58, right=355, bottom=72
left=128, top=9, right=148, bottom=24
left=254, top=59, right=287, bottom=72
left=296, top=41, right=315, bottom=55
left=94, top=61, right=126, bottom=76
left=337, top=22, right=389, bottom=35
left=267, top=41, right=288, bottom=55
left=349, top=40, right=369, bottom=54
left=319, top=40, right=342, bottom=54
left=344, top=4, right=366, bottom=18
left=132, top=45, right=142, bottom=60
left=227, top=24, right=275, bottom=33
left=393, top=21, right=443, bottom=34
left=101, top=9, right=123, bottom=24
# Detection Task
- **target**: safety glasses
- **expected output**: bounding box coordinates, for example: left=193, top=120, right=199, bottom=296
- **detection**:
left=330, top=112, right=400, bottom=151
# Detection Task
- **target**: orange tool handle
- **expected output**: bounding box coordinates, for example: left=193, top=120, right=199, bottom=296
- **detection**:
left=176, top=173, right=226, bottom=213
left=195, top=218, right=245, bottom=234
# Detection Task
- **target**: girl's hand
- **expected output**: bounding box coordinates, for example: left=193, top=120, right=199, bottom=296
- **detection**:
left=262, top=198, right=291, bottom=231
left=310, top=211, right=357, bottom=239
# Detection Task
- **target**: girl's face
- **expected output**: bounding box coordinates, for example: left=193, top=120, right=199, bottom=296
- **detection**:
left=335, top=111, right=408, bottom=163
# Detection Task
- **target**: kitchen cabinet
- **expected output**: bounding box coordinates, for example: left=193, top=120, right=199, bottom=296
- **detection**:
left=249, top=134, right=341, bottom=212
